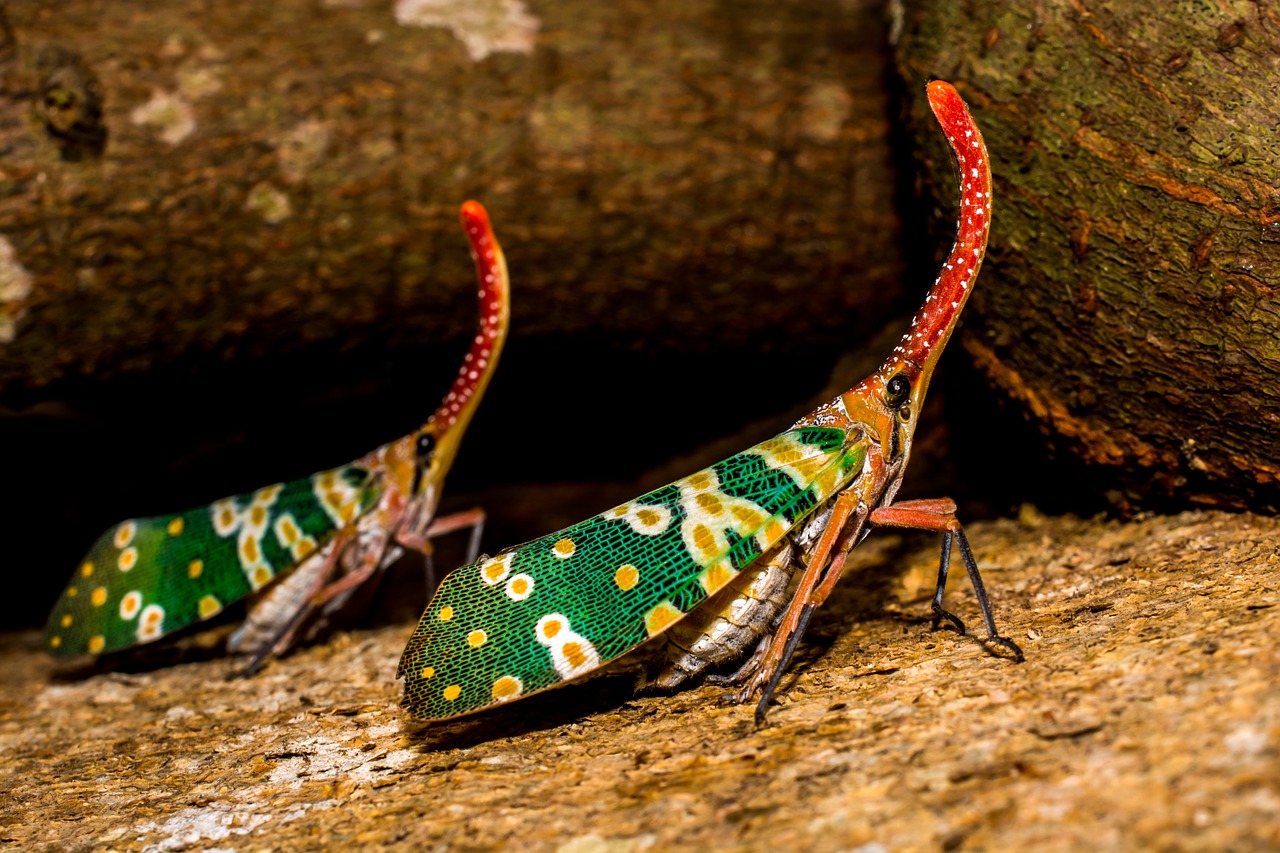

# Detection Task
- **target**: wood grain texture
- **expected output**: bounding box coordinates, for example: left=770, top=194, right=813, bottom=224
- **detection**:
left=0, top=0, right=899, bottom=393
left=895, top=0, right=1280, bottom=513
left=3, top=510, right=1277, bottom=850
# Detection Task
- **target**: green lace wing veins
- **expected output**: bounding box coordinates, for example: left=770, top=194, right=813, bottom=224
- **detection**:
left=44, top=465, right=382, bottom=657
left=398, top=426, right=867, bottom=720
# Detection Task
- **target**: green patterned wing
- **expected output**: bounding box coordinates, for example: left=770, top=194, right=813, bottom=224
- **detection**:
left=44, top=465, right=383, bottom=657
left=398, top=426, right=868, bottom=720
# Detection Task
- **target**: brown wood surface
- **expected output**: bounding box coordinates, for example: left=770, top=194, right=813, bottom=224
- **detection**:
left=896, top=0, right=1280, bottom=513
left=0, top=0, right=900, bottom=393
left=3, top=510, right=1277, bottom=850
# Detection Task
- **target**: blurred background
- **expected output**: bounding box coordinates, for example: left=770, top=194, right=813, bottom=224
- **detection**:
left=2, top=0, right=1275, bottom=635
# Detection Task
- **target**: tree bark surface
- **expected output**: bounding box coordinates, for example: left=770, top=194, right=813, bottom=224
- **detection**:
left=2, top=510, right=1277, bottom=850
left=0, top=0, right=900, bottom=393
left=896, top=0, right=1280, bottom=513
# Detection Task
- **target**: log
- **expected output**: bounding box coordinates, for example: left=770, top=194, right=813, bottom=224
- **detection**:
left=895, top=0, right=1280, bottom=513
left=0, top=0, right=906, bottom=628
left=5, top=510, right=1278, bottom=849
left=0, top=0, right=900, bottom=392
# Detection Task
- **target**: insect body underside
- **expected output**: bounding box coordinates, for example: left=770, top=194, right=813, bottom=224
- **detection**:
left=648, top=502, right=840, bottom=689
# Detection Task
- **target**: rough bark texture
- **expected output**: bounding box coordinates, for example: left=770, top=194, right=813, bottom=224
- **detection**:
left=895, top=0, right=1280, bottom=514
left=3, top=511, right=1277, bottom=851
left=0, top=0, right=899, bottom=393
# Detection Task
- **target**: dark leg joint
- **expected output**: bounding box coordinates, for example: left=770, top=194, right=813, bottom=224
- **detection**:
left=753, top=603, right=816, bottom=728
left=931, top=603, right=967, bottom=635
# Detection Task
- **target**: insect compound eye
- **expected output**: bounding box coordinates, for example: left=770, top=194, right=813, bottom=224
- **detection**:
left=885, top=373, right=911, bottom=410
left=415, top=431, right=437, bottom=461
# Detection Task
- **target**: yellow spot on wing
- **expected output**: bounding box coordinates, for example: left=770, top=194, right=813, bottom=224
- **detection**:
left=443, top=684, right=462, bottom=702
left=491, top=676, right=521, bottom=701
left=120, top=591, right=142, bottom=620
left=91, top=587, right=107, bottom=607
left=691, top=524, right=716, bottom=556
left=81, top=561, right=94, bottom=578
left=167, top=517, right=184, bottom=536
left=562, top=641, right=588, bottom=669
left=60, top=614, right=72, bottom=628
left=467, top=629, right=487, bottom=648
left=699, top=560, right=734, bottom=594
left=420, top=666, right=435, bottom=679
left=813, top=466, right=841, bottom=500
left=794, top=455, right=828, bottom=481
left=505, top=574, right=534, bottom=601
left=552, top=538, right=576, bottom=559
left=480, top=554, right=511, bottom=584
left=88, top=636, right=105, bottom=654
left=118, top=548, right=138, bottom=571
left=695, top=493, right=724, bottom=514
left=644, top=601, right=684, bottom=637
left=67, top=586, right=78, bottom=598
left=50, top=636, right=62, bottom=649
left=113, top=522, right=136, bottom=548
left=188, top=560, right=203, bottom=579
left=614, top=564, right=639, bottom=591
left=198, top=595, right=222, bottom=618
left=773, top=446, right=803, bottom=464
left=439, top=606, right=454, bottom=622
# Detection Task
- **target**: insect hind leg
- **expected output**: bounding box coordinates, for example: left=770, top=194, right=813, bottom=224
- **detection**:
left=869, top=499, right=1023, bottom=662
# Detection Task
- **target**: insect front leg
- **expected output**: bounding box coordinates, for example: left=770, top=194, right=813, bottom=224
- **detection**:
left=869, top=499, right=1024, bottom=661
left=733, top=491, right=867, bottom=724
left=233, top=526, right=358, bottom=676
left=396, top=507, right=487, bottom=597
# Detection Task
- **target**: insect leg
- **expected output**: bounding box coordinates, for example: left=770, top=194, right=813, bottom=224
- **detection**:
left=396, top=506, right=486, bottom=596
left=235, top=526, right=356, bottom=676
left=705, top=632, right=772, bottom=688
left=732, top=491, right=864, bottom=722
left=930, top=531, right=964, bottom=633
left=869, top=499, right=1024, bottom=661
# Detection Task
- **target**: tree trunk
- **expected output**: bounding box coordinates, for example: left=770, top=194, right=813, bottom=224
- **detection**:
left=895, top=0, right=1280, bottom=513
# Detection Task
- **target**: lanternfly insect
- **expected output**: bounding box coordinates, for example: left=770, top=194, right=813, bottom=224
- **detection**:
left=45, top=202, right=510, bottom=670
left=398, top=82, right=1022, bottom=724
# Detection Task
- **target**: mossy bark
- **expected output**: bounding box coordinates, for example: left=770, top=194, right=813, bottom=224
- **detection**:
left=896, top=0, right=1280, bottom=513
